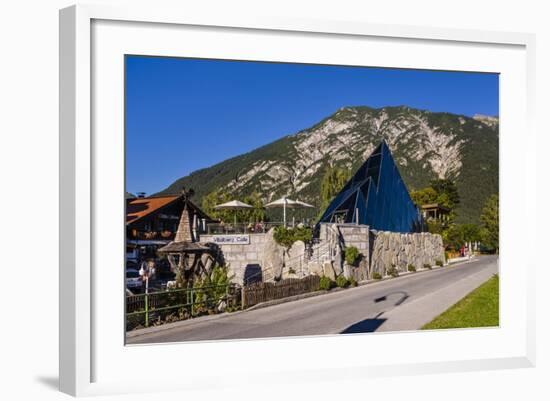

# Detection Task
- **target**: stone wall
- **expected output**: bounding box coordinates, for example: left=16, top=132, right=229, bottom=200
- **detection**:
left=318, top=224, right=370, bottom=281
left=369, top=231, right=445, bottom=277
left=319, top=224, right=369, bottom=256
left=202, top=225, right=445, bottom=284
left=200, top=233, right=268, bottom=284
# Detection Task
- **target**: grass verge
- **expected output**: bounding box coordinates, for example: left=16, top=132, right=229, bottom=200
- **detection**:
left=422, top=274, right=499, bottom=330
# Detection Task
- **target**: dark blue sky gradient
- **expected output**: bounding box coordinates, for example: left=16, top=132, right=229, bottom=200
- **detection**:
left=126, top=56, right=498, bottom=195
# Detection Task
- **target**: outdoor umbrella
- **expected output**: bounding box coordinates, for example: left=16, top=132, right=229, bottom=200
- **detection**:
left=292, top=200, right=315, bottom=226
left=264, top=196, right=303, bottom=227
left=294, top=200, right=314, bottom=208
left=214, top=200, right=253, bottom=228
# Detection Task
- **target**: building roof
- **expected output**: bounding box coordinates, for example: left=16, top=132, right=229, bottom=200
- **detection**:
left=157, top=241, right=212, bottom=254
left=126, top=195, right=212, bottom=225
left=421, top=203, right=450, bottom=212
left=174, top=203, right=194, bottom=242
left=317, top=140, right=426, bottom=233
left=127, top=195, right=178, bottom=224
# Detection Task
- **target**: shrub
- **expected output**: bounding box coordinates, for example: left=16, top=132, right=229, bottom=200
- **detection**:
left=423, top=263, right=432, bottom=269
left=387, top=265, right=399, bottom=278
left=348, top=277, right=358, bottom=287
left=336, top=275, right=349, bottom=288
left=344, top=246, right=360, bottom=266
left=273, top=226, right=313, bottom=249
left=318, top=276, right=334, bottom=291
left=435, top=259, right=444, bottom=267
left=407, top=264, right=416, bottom=272
left=372, top=272, right=382, bottom=280
left=192, top=265, right=233, bottom=312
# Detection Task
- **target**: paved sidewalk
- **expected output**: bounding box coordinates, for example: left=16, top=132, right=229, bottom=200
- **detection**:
left=363, top=263, right=498, bottom=333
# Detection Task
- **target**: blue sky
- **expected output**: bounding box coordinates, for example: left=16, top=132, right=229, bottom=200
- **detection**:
left=126, top=56, right=498, bottom=195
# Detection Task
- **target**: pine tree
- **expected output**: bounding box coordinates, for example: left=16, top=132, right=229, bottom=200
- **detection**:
left=430, top=178, right=460, bottom=209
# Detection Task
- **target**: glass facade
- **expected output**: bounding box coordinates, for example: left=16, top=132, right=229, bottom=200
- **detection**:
left=318, top=141, right=426, bottom=233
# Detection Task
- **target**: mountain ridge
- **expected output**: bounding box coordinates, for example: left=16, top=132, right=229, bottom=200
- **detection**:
left=155, top=105, right=498, bottom=224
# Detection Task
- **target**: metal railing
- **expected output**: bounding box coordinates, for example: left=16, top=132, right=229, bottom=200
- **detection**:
left=127, top=230, right=176, bottom=240
left=128, top=227, right=208, bottom=241
left=243, top=236, right=337, bottom=285
left=126, top=283, right=239, bottom=329
left=206, top=222, right=289, bottom=235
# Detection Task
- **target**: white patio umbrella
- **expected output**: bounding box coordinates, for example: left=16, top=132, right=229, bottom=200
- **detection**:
left=292, top=200, right=315, bottom=226
left=265, top=196, right=313, bottom=227
left=214, top=200, right=253, bottom=227
left=264, top=196, right=295, bottom=227
left=294, top=200, right=314, bottom=208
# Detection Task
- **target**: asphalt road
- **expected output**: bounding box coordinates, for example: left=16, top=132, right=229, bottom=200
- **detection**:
left=127, top=255, right=498, bottom=344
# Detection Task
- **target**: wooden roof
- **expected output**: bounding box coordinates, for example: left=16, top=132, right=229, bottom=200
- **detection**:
left=420, top=203, right=450, bottom=212
left=126, top=196, right=178, bottom=224
left=174, top=203, right=193, bottom=242
left=157, top=241, right=212, bottom=253
left=126, top=195, right=212, bottom=225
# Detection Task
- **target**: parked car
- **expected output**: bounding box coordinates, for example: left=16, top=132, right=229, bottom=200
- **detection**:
left=126, top=269, right=142, bottom=290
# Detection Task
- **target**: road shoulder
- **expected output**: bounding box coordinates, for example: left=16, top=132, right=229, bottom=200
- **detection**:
left=127, top=258, right=482, bottom=342
left=370, top=263, right=498, bottom=333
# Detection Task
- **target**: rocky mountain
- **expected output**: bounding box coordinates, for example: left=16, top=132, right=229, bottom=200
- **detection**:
left=157, top=106, right=498, bottom=224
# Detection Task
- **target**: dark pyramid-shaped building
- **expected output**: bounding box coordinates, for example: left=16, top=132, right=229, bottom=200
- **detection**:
left=318, top=140, right=426, bottom=233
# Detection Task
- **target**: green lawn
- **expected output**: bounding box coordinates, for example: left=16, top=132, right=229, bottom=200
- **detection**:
left=422, top=275, right=499, bottom=330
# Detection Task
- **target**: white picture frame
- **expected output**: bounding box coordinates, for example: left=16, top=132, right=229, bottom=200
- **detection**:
left=59, top=4, right=536, bottom=397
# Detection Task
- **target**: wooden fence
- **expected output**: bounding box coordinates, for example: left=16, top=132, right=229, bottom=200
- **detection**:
left=126, top=276, right=323, bottom=330
left=242, top=275, right=321, bottom=308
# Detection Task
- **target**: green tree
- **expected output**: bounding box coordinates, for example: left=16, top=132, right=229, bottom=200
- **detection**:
left=201, top=190, right=232, bottom=222
left=410, top=187, right=438, bottom=206
left=412, top=179, right=460, bottom=225
left=427, top=219, right=444, bottom=235
left=202, top=190, right=266, bottom=224
left=480, top=194, right=499, bottom=253
left=319, top=165, right=352, bottom=213
left=462, top=223, right=482, bottom=242
left=241, top=191, right=266, bottom=223
left=443, top=223, right=481, bottom=249
left=443, top=225, right=460, bottom=249
left=273, top=226, right=313, bottom=249
left=430, top=178, right=460, bottom=209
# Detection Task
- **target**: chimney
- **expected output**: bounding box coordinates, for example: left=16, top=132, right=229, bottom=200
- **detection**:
left=137, top=192, right=146, bottom=198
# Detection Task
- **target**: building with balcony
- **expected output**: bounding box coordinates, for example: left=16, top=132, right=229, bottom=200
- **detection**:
left=420, top=203, right=451, bottom=222
left=126, top=194, right=214, bottom=265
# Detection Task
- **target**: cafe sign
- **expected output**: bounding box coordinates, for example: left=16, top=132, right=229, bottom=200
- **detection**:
left=211, top=234, right=250, bottom=245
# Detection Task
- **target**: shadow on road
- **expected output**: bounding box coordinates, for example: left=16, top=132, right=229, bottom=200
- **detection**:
left=374, top=291, right=409, bottom=306
left=340, top=312, right=387, bottom=333
left=340, top=318, right=387, bottom=333
left=340, top=291, right=410, bottom=334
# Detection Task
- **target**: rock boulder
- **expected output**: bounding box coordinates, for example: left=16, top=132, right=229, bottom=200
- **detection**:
left=261, top=228, right=285, bottom=281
